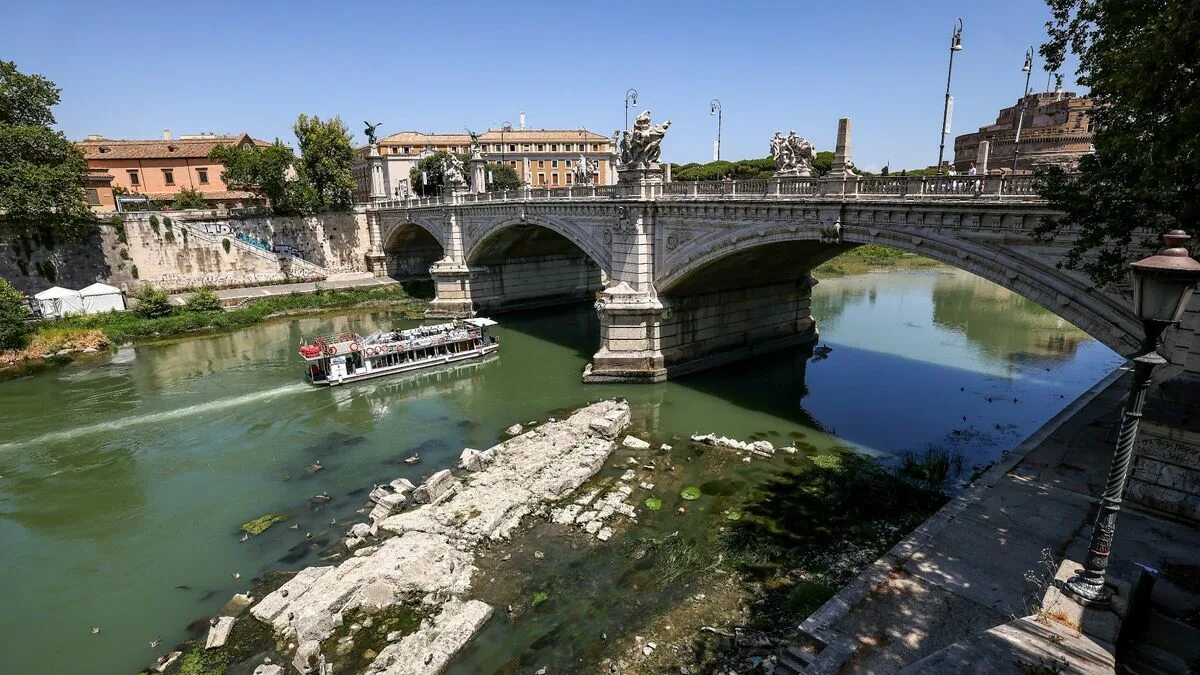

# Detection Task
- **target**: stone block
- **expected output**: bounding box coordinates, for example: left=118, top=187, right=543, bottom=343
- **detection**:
left=205, top=616, right=236, bottom=649
left=412, top=470, right=456, bottom=504
left=622, top=435, right=650, bottom=450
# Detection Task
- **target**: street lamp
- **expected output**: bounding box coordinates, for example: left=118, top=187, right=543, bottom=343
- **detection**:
left=1012, top=47, right=1034, bottom=172
left=501, top=121, right=512, bottom=163
left=625, top=88, right=638, bottom=131
left=710, top=99, right=723, bottom=162
left=936, top=18, right=964, bottom=175
left=1063, top=230, right=1200, bottom=608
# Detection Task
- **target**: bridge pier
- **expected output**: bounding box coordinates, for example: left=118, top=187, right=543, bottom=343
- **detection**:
left=426, top=261, right=475, bottom=318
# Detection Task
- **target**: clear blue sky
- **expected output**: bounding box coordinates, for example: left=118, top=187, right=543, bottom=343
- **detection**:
left=1, top=0, right=1078, bottom=171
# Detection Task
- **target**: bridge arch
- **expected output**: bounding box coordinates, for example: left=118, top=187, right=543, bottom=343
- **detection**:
left=657, top=223, right=1139, bottom=355
left=380, top=218, right=445, bottom=279
left=465, top=213, right=611, bottom=274
left=462, top=213, right=609, bottom=313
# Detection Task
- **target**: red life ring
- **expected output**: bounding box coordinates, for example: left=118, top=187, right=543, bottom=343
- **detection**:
left=325, top=345, right=338, bottom=356
left=349, top=342, right=360, bottom=352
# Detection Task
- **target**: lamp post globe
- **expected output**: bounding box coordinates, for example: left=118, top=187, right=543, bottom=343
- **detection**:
left=1063, top=229, right=1200, bottom=608
left=710, top=99, right=722, bottom=162
left=625, top=88, right=638, bottom=131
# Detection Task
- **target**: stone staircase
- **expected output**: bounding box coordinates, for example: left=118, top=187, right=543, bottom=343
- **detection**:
left=1122, top=611, right=1200, bottom=674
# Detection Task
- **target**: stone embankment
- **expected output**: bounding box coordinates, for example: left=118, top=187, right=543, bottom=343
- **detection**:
left=250, top=399, right=631, bottom=674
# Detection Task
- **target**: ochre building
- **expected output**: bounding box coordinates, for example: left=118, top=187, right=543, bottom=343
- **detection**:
left=953, top=90, right=1093, bottom=173
left=354, top=127, right=617, bottom=200
left=76, top=131, right=271, bottom=210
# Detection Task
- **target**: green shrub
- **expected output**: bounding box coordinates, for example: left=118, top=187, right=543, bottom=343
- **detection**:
left=131, top=264, right=139, bottom=279
left=181, top=228, right=188, bottom=244
left=163, top=217, right=173, bottom=230
left=35, top=260, right=57, bottom=283
left=133, top=285, right=171, bottom=318
left=109, top=214, right=128, bottom=244
left=16, top=259, right=28, bottom=275
left=119, top=248, right=130, bottom=260
left=222, top=238, right=231, bottom=253
left=0, top=278, right=32, bottom=350
left=164, top=230, right=175, bottom=243
left=148, top=214, right=160, bottom=234
left=186, top=287, right=222, bottom=312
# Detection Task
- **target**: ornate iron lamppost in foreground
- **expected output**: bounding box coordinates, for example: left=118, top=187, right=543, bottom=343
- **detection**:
left=1063, top=230, right=1200, bottom=608
left=935, top=18, right=963, bottom=175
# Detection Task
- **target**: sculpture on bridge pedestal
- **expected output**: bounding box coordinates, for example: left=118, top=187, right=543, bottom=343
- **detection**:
left=466, top=128, right=483, bottom=160
left=618, top=110, right=671, bottom=169
left=574, top=154, right=599, bottom=185
left=364, top=121, right=383, bottom=148
left=770, top=130, right=816, bottom=178
left=443, top=153, right=467, bottom=187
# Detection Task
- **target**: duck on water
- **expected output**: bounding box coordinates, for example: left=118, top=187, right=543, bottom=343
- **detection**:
left=298, top=318, right=499, bottom=386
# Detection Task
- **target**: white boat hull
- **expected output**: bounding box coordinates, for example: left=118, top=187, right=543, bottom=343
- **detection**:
left=316, top=343, right=499, bottom=386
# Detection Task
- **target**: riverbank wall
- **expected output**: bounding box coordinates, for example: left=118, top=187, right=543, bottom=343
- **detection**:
left=0, top=210, right=371, bottom=295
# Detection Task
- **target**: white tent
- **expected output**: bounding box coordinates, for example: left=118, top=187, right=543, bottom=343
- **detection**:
left=34, top=286, right=85, bottom=319
left=79, top=282, right=126, bottom=314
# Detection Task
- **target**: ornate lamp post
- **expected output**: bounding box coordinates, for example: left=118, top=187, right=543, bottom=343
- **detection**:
left=1012, top=47, right=1034, bottom=172
left=936, top=18, right=964, bottom=175
left=710, top=99, right=723, bottom=162
left=1063, top=230, right=1200, bottom=608
left=625, top=88, right=639, bottom=131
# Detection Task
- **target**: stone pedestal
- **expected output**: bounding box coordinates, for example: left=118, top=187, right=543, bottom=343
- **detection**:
left=830, top=117, right=855, bottom=177
left=976, top=140, right=991, bottom=174
left=584, top=283, right=669, bottom=383
left=426, top=260, right=475, bottom=318
left=470, top=154, right=487, bottom=194
left=368, top=146, right=386, bottom=201
left=365, top=252, right=387, bottom=277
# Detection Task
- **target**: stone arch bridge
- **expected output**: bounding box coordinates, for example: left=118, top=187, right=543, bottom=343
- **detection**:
left=363, top=175, right=1198, bottom=383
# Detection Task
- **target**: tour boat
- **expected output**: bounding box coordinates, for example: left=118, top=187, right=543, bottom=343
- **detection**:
left=298, top=318, right=499, bottom=386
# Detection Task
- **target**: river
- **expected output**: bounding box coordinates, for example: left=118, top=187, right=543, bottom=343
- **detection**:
left=0, top=267, right=1123, bottom=674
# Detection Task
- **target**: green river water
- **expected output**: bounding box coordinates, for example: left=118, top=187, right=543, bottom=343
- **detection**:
left=0, top=268, right=1123, bottom=674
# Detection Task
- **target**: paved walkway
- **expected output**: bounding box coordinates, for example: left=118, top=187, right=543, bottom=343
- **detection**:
left=168, top=274, right=397, bottom=306
left=803, top=367, right=1200, bottom=673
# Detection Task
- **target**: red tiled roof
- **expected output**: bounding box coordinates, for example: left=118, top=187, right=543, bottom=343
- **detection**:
left=76, top=133, right=271, bottom=160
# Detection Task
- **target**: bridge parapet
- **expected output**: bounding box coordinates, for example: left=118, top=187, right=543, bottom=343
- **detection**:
left=367, top=174, right=1046, bottom=212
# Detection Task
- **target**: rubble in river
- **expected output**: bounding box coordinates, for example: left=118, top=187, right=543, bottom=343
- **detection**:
left=248, top=400, right=631, bottom=674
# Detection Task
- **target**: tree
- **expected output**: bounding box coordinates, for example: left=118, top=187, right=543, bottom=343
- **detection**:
left=487, top=163, right=522, bottom=190
left=293, top=114, right=356, bottom=209
left=0, top=278, right=32, bottom=350
left=209, top=140, right=313, bottom=214
left=171, top=187, right=206, bottom=210
left=410, top=151, right=470, bottom=197
left=1032, top=0, right=1200, bottom=285
left=0, top=60, right=92, bottom=240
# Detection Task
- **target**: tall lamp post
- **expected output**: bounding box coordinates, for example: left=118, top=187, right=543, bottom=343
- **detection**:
left=710, top=99, right=723, bottom=162
left=625, top=88, right=638, bottom=131
left=936, top=18, right=964, bottom=175
left=501, top=121, right=512, bottom=163
left=1012, top=48, right=1034, bottom=172
left=1063, top=230, right=1200, bottom=608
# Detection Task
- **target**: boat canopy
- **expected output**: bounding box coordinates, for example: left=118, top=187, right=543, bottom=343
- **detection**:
left=463, top=318, right=498, bottom=327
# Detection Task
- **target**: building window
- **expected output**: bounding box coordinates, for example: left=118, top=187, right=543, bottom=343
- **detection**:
left=127, top=170, right=140, bottom=186
left=403, top=146, right=411, bottom=153
left=551, top=173, right=559, bottom=185
left=551, top=144, right=558, bottom=151
left=538, top=160, right=544, bottom=168
left=536, top=144, right=545, bottom=152
left=494, top=144, right=501, bottom=151
left=509, top=144, right=516, bottom=152
left=391, top=147, right=399, bottom=154
left=537, top=172, right=545, bottom=185
left=162, top=169, right=175, bottom=186
left=522, top=144, right=530, bottom=151
left=592, top=144, right=599, bottom=151
left=551, top=160, right=559, bottom=168
left=197, top=168, right=209, bottom=184
left=86, top=188, right=100, bottom=205
left=566, top=160, right=573, bottom=167
left=566, top=174, right=573, bottom=184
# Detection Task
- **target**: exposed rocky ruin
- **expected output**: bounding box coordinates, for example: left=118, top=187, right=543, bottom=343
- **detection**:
left=249, top=399, right=631, bottom=674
